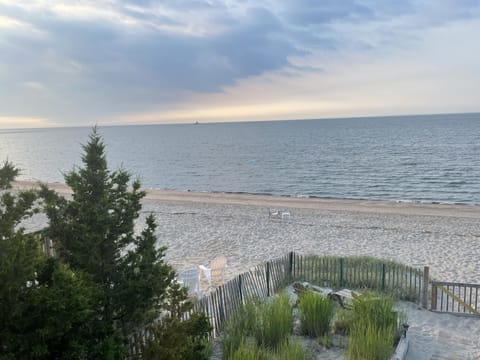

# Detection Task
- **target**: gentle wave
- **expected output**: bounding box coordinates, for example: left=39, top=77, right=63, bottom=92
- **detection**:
left=3, top=113, right=480, bottom=205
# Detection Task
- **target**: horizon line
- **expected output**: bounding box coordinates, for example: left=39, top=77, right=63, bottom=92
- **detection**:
left=1, top=110, right=479, bottom=131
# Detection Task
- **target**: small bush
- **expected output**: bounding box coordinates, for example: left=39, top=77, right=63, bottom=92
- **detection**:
left=347, top=320, right=396, bottom=360
left=254, top=292, right=292, bottom=350
left=222, top=298, right=258, bottom=359
left=352, top=293, right=397, bottom=330
left=347, top=293, right=401, bottom=360
left=222, top=316, right=247, bottom=360
left=144, top=312, right=212, bottom=360
left=298, top=291, right=334, bottom=337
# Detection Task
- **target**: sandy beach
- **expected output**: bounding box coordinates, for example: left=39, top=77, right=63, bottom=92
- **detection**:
left=13, top=181, right=480, bottom=359
left=15, top=180, right=480, bottom=283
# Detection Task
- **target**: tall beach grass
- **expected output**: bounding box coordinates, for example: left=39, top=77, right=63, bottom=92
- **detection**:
left=347, top=293, right=402, bottom=360
left=298, top=291, right=334, bottom=337
left=254, top=292, right=293, bottom=350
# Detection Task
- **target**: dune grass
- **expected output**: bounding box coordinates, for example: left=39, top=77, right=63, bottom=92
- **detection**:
left=254, top=292, right=293, bottom=350
left=347, top=293, right=401, bottom=360
left=275, top=339, right=308, bottom=360
left=298, top=291, right=334, bottom=337
left=222, top=287, right=404, bottom=360
left=222, top=293, right=294, bottom=359
left=221, top=298, right=258, bottom=359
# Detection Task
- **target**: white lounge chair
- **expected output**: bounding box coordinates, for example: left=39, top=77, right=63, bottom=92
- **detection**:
left=178, top=268, right=201, bottom=298
left=269, top=209, right=291, bottom=220
left=269, top=209, right=280, bottom=218
left=199, top=256, right=227, bottom=289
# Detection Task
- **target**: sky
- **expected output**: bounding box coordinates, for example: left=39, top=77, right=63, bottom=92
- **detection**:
left=0, top=0, right=480, bottom=129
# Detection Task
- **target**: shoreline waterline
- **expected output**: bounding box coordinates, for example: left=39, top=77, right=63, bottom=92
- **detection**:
left=13, top=180, right=480, bottom=220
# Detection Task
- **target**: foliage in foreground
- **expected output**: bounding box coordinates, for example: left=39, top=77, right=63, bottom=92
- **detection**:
left=1, top=259, right=97, bottom=360
left=347, top=293, right=402, bottom=360
left=220, top=288, right=406, bottom=360
left=298, top=291, right=334, bottom=337
left=38, top=128, right=186, bottom=356
left=222, top=299, right=258, bottom=359
left=275, top=340, right=308, bottom=360
left=333, top=308, right=354, bottom=335
left=228, top=343, right=265, bottom=360
left=0, top=166, right=96, bottom=359
left=222, top=294, right=307, bottom=360
left=0, top=160, right=20, bottom=189
left=1, top=129, right=212, bottom=359
left=254, top=292, right=293, bottom=350
left=144, top=282, right=212, bottom=360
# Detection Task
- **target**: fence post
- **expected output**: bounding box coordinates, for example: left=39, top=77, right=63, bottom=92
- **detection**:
left=238, top=274, right=243, bottom=305
left=422, top=266, right=429, bottom=309
left=339, top=258, right=344, bottom=287
left=381, top=263, right=386, bottom=291
left=431, top=283, right=437, bottom=311
left=288, top=251, right=294, bottom=281
left=266, top=261, right=271, bottom=297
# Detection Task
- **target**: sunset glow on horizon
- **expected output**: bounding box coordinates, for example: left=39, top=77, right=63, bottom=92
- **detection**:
left=1, top=0, right=480, bottom=128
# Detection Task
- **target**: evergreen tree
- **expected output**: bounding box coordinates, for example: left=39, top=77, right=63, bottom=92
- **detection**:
left=41, top=128, right=176, bottom=355
left=0, top=165, right=95, bottom=360
left=0, top=160, right=20, bottom=189
left=0, top=189, right=41, bottom=343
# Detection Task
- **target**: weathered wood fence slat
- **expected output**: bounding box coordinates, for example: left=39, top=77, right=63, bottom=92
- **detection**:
left=430, top=281, right=480, bottom=316
left=127, top=251, right=436, bottom=358
left=30, top=234, right=475, bottom=358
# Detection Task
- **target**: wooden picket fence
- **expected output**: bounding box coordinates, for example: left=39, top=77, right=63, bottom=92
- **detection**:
left=33, top=230, right=479, bottom=354
left=126, top=252, right=427, bottom=358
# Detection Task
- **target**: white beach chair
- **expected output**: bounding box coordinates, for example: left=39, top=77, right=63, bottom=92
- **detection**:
left=199, top=256, right=227, bottom=289
left=268, top=209, right=280, bottom=218
left=269, top=208, right=291, bottom=220
left=178, top=268, right=202, bottom=298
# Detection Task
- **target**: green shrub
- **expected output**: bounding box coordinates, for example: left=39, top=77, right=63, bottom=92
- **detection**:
left=254, top=292, right=292, bottom=350
left=222, top=298, right=258, bottom=359
left=298, top=291, right=334, bottom=337
left=144, top=312, right=212, bottom=360
left=347, top=320, right=396, bottom=360
left=352, top=293, right=397, bottom=330
left=347, top=293, right=400, bottom=360
left=222, top=318, right=246, bottom=360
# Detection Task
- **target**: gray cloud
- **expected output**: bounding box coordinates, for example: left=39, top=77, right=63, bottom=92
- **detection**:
left=0, top=0, right=479, bottom=125
left=280, top=0, right=375, bottom=26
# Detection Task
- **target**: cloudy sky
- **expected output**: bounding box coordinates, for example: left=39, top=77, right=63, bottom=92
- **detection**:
left=0, top=0, right=479, bottom=128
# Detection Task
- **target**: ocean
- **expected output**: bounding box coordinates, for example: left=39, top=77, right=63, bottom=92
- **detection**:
left=1, top=113, right=479, bottom=205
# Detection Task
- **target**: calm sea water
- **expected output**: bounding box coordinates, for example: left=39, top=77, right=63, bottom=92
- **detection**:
left=1, top=113, right=479, bottom=204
